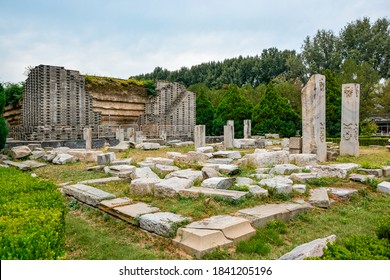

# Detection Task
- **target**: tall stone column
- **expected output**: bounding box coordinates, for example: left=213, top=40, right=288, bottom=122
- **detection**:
left=244, top=120, right=251, bottom=139
left=116, top=128, right=124, bottom=142
left=194, top=125, right=206, bottom=148
left=301, top=74, right=327, bottom=162
left=83, top=128, right=92, bottom=150
left=224, top=125, right=234, bottom=148
left=340, top=84, right=360, bottom=156
left=127, top=127, right=135, bottom=142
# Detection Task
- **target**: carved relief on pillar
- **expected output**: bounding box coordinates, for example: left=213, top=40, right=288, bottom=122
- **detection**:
left=356, top=84, right=360, bottom=97
left=342, top=122, right=358, bottom=141
left=319, top=122, right=325, bottom=142
left=344, top=86, right=353, bottom=98
left=319, top=78, right=325, bottom=92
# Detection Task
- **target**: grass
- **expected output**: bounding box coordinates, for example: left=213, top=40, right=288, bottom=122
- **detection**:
left=334, top=147, right=390, bottom=168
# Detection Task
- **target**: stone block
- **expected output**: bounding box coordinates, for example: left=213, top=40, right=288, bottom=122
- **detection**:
left=112, top=203, right=160, bottom=225
left=270, top=164, right=301, bottom=175
left=187, top=151, right=211, bottom=162
left=206, top=158, right=233, bottom=164
left=279, top=235, right=337, bottom=260
left=238, top=150, right=289, bottom=168
left=131, top=167, right=160, bottom=180
left=194, top=125, right=206, bottom=149
left=30, top=151, right=46, bottom=160
left=327, top=188, right=358, bottom=200
left=202, top=163, right=240, bottom=176
left=179, top=187, right=248, bottom=201
left=129, top=178, right=162, bottom=196
left=154, top=177, right=193, bottom=197
left=358, top=168, right=383, bottom=178
left=109, top=141, right=130, bottom=152
left=293, top=184, right=306, bottom=194
left=258, top=176, right=293, bottom=194
left=289, top=172, right=318, bottom=183
left=98, top=197, right=134, bottom=213
left=382, top=166, right=390, bottom=177
left=21, top=160, right=47, bottom=169
left=146, top=157, right=174, bottom=166
left=165, top=169, right=203, bottom=183
left=110, top=158, right=133, bottom=165
left=248, top=185, right=269, bottom=197
left=315, top=163, right=360, bottom=179
left=52, top=153, right=77, bottom=165
left=213, top=151, right=241, bottom=159
left=196, top=146, right=214, bottom=153
left=63, top=184, right=115, bottom=207
left=377, top=181, right=390, bottom=195
left=201, top=177, right=234, bottom=189
left=201, top=167, right=221, bottom=179
left=309, top=188, right=330, bottom=208
left=141, top=142, right=161, bottom=150
left=235, top=177, right=254, bottom=187
left=97, top=152, right=116, bottom=165
left=223, top=125, right=234, bottom=148
left=79, top=177, right=124, bottom=185
left=154, top=164, right=179, bottom=176
left=289, top=154, right=317, bottom=167
left=2, top=160, right=30, bottom=171
left=11, top=146, right=31, bottom=159
left=349, top=173, right=374, bottom=183
left=140, top=212, right=190, bottom=237
left=27, top=144, right=42, bottom=151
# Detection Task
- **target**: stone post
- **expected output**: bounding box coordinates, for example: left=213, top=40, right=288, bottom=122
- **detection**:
left=301, top=74, right=327, bottom=162
left=83, top=128, right=92, bottom=150
left=244, top=120, right=251, bottom=139
left=127, top=127, right=135, bottom=142
left=116, top=128, right=124, bottom=142
left=340, top=84, right=360, bottom=156
left=194, top=125, right=206, bottom=148
left=227, top=120, right=234, bottom=127
left=135, top=131, right=143, bottom=144
left=224, top=125, right=234, bottom=148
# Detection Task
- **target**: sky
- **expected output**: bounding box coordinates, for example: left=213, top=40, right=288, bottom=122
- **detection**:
left=0, top=0, right=389, bottom=83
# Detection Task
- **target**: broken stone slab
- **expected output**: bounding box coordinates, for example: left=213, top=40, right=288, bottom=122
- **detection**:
left=86, top=165, right=105, bottom=172
left=138, top=161, right=156, bottom=168
left=179, top=187, right=249, bottom=201
left=98, top=197, right=134, bottom=214
left=206, top=158, right=234, bottom=165
left=202, top=163, right=240, bottom=176
left=97, top=152, right=116, bottom=165
left=238, top=150, right=289, bottom=168
left=146, top=157, right=174, bottom=166
left=237, top=202, right=312, bottom=228
left=63, top=183, right=115, bottom=207
left=173, top=227, right=233, bottom=259
left=309, top=188, right=330, bottom=208
left=349, top=173, right=374, bottom=183
left=52, top=153, right=77, bottom=165
left=358, top=168, right=383, bottom=178
left=187, top=151, right=212, bottom=163
left=279, top=235, right=337, bottom=260
left=377, top=181, right=390, bottom=195
left=289, top=154, right=317, bottom=167
left=2, top=160, right=30, bottom=171
left=293, top=184, right=306, bottom=194
left=248, top=185, right=269, bottom=197
left=109, top=141, right=131, bottom=152
left=252, top=174, right=273, bottom=180
left=213, top=151, right=241, bottom=159
left=109, top=165, right=136, bottom=173
left=53, top=147, right=70, bottom=154
left=258, top=176, right=293, bottom=194
left=27, top=144, right=42, bottom=151
left=112, top=202, right=160, bottom=225
left=196, top=146, right=214, bottom=153
left=154, top=164, right=180, bottom=176
left=140, top=212, right=190, bottom=237
left=79, top=177, right=124, bottom=185
left=141, top=142, right=161, bottom=150
left=131, top=167, right=160, bottom=180
left=11, top=146, right=31, bottom=159
left=186, top=215, right=256, bottom=243
left=110, top=158, right=133, bottom=165
left=0, top=164, right=9, bottom=168
left=314, top=163, right=360, bottom=179
left=166, top=152, right=183, bottom=159
left=170, top=141, right=194, bottom=148
left=154, top=177, right=193, bottom=197
left=67, top=149, right=103, bottom=162
left=327, top=188, right=358, bottom=200
left=289, top=173, right=319, bottom=183
left=383, top=166, right=390, bottom=177
left=270, top=164, right=301, bottom=175
left=22, top=160, right=47, bottom=169
left=201, top=177, right=235, bottom=189
left=129, top=178, right=162, bottom=196
left=235, top=177, right=255, bottom=187
left=42, top=152, right=56, bottom=163
left=255, top=168, right=271, bottom=174
left=201, top=167, right=221, bottom=179
left=165, top=169, right=203, bottom=183
left=30, top=151, right=46, bottom=160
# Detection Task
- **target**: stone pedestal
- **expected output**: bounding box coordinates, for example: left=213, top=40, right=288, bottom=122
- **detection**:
left=289, top=137, right=302, bottom=154
left=83, top=128, right=92, bottom=150
left=340, top=84, right=360, bottom=156
left=244, top=120, right=251, bottom=139
left=194, top=125, right=206, bottom=149
left=224, top=125, right=234, bottom=148
left=301, top=74, right=327, bottom=162
left=116, top=128, right=125, bottom=142
left=135, top=131, right=143, bottom=144
left=127, top=128, right=135, bottom=142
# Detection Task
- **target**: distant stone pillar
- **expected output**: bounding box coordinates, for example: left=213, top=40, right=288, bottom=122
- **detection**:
left=340, top=84, right=360, bottom=156
left=127, top=127, right=135, bottom=142
left=83, top=128, right=92, bottom=150
left=301, top=74, right=327, bottom=162
left=135, top=131, right=143, bottom=144
left=227, top=120, right=234, bottom=127
left=116, top=128, right=124, bottom=142
left=244, top=120, right=251, bottom=139
left=194, top=125, right=206, bottom=148
left=224, top=125, right=234, bottom=148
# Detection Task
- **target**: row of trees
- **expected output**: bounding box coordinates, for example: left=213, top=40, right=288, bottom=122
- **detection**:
left=134, top=17, right=389, bottom=137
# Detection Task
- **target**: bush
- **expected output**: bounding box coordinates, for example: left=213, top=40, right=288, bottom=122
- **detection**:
left=376, top=216, right=390, bottom=242
left=327, top=137, right=389, bottom=146
left=0, top=83, right=5, bottom=114
left=0, top=117, right=8, bottom=150
left=0, top=168, right=66, bottom=259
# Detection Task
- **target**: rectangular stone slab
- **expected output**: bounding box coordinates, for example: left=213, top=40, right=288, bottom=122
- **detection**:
left=112, top=203, right=160, bottom=225
left=98, top=197, right=134, bottom=214
left=3, top=160, right=30, bottom=171
left=179, top=187, right=249, bottom=201
left=22, top=160, right=47, bottom=169
left=237, top=202, right=312, bottom=228
left=139, top=212, right=190, bottom=237
left=79, top=177, right=124, bottom=185
left=186, top=215, right=255, bottom=243
left=173, top=228, right=233, bottom=259
left=63, top=184, right=116, bottom=207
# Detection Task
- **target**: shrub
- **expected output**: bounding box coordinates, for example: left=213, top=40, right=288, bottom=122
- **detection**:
left=376, top=216, right=390, bottom=242
left=0, top=117, right=8, bottom=150
left=0, top=168, right=66, bottom=259
left=327, top=137, right=389, bottom=146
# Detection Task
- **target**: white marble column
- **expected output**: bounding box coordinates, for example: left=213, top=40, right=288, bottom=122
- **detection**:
left=83, top=128, right=92, bottom=150
left=224, top=125, right=234, bottom=148
left=244, top=120, right=251, bottom=139
left=194, top=125, right=206, bottom=148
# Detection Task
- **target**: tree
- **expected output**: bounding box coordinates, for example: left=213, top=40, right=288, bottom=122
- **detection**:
left=252, top=82, right=300, bottom=137
left=272, top=76, right=302, bottom=116
left=189, top=84, right=215, bottom=135
left=324, top=69, right=342, bottom=137
left=302, top=29, right=342, bottom=75
left=340, top=17, right=390, bottom=78
left=0, top=83, right=5, bottom=114
left=213, top=85, right=253, bottom=138
left=376, top=79, right=390, bottom=119
left=0, top=83, right=8, bottom=150
left=4, top=83, right=24, bottom=107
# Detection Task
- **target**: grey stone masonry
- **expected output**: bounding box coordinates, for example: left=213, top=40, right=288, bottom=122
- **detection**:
left=224, top=125, right=234, bottom=148
left=244, top=120, right=251, bottom=139
left=340, top=84, right=360, bottom=156
left=301, top=74, right=327, bottom=162
left=194, top=125, right=206, bottom=149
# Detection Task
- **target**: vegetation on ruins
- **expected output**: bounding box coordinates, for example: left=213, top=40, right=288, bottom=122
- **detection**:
left=0, top=168, right=66, bottom=259
left=2, top=82, right=24, bottom=107
left=0, top=83, right=8, bottom=149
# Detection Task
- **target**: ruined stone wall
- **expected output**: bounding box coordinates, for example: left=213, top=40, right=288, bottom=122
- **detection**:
left=138, top=81, right=196, bottom=138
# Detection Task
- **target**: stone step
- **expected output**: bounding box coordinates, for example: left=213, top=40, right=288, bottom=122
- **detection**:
left=79, top=177, right=124, bottom=185
left=63, top=183, right=116, bottom=207
left=111, top=202, right=160, bottom=225
left=98, top=197, right=135, bottom=214
left=237, top=202, right=312, bottom=228
left=179, top=187, right=249, bottom=201
left=3, top=160, right=31, bottom=171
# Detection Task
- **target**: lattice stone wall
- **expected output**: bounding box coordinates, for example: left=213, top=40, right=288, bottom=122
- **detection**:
left=138, top=81, right=196, bottom=138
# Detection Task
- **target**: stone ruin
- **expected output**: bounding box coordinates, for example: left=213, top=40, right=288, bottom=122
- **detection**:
left=6, top=64, right=195, bottom=141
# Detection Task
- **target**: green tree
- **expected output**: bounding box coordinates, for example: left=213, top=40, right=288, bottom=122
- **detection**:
left=0, top=83, right=8, bottom=149
left=4, top=82, right=24, bottom=106
left=213, top=85, right=253, bottom=138
left=324, top=69, right=342, bottom=137
left=273, top=76, right=302, bottom=116
left=189, top=84, right=215, bottom=135
left=252, top=82, right=300, bottom=137
left=0, top=83, right=5, bottom=114
left=376, top=79, right=390, bottom=119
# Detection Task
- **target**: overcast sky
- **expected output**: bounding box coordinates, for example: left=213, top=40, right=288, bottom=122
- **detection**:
left=0, top=0, right=388, bottom=83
